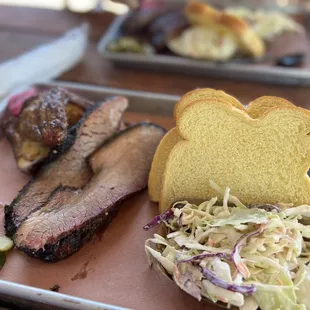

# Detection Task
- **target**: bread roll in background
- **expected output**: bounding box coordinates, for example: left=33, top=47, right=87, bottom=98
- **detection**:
left=184, top=1, right=265, bottom=58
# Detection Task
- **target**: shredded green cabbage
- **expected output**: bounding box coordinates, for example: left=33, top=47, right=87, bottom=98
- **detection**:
left=145, top=181, right=310, bottom=310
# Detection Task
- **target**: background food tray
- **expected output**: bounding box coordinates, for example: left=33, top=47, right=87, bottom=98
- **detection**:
left=0, top=81, right=220, bottom=310
left=98, top=14, right=310, bottom=87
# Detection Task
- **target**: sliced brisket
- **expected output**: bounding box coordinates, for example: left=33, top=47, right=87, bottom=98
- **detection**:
left=5, top=96, right=128, bottom=237
left=14, top=123, right=165, bottom=261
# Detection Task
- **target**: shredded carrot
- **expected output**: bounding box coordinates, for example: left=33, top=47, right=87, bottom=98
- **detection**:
left=238, top=263, right=251, bottom=278
left=208, top=239, right=214, bottom=246
left=174, top=265, right=182, bottom=285
left=276, top=277, right=284, bottom=286
left=259, top=223, right=268, bottom=232
left=219, top=297, right=228, bottom=303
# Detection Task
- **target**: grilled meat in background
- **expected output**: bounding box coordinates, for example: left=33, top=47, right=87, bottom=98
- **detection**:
left=119, top=7, right=189, bottom=53
left=1, top=88, right=93, bottom=175
left=113, top=4, right=307, bottom=65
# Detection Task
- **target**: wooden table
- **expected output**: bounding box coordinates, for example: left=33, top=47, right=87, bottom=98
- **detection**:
left=1, top=5, right=310, bottom=108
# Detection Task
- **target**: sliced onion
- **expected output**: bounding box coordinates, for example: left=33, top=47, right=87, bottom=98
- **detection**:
left=179, top=252, right=231, bottom=264
left=248, top=204, right=280, bottom=213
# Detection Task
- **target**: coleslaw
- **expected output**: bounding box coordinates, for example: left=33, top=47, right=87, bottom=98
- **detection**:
left=144, top=181, right=310, bottom=310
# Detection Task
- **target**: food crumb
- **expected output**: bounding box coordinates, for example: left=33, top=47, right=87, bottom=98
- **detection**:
left=71, top=261, right=89, bottom=281
left=50, top=284, right=60, bottom=292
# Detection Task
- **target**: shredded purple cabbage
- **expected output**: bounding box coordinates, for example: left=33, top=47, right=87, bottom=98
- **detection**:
left=201, top=267, right=256, bottom=295
left=143, top=209, right=174, bottom=230
left=231, top=229, right=262, bottom=276
left=179, top=252, right=231, bottom=264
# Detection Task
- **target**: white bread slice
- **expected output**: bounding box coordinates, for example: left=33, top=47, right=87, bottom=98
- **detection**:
left=174, top=88, right=245, bottom=120
left=148, top=128, right=182, bottom=202
left=149, top=91, right=293, bottom=204
left=185, top=1, right=265, bottom=58
left=159, top=96, right=310, bottom=212
left=148, top=89, right=245, bottom=202
left=247, top=96, right=295, bottom=118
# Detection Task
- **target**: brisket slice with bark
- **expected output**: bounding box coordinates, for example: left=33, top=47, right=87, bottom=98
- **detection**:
left=5, top=96, right=128, bottom=237
left=14, top=123, right=166, bottom=261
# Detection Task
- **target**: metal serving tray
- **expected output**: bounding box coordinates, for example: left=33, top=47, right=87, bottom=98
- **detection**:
left=0, top=280, right=128, bottom=310
left=98, top=14, right=310, bottom=87
left=0, top=81, right=181, bottom=310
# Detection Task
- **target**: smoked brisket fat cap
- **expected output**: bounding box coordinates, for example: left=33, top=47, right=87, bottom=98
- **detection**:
left=16, top=87, right=93, bottom=147
left=14, top=123, right=165, bottom=262
left=5, top=96, right=128, bottom=237
left=147, top=88, right=310, bottom=213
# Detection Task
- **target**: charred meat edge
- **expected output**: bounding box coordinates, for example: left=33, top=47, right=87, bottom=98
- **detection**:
left=1, top=87, right=94, bottom=174
left=15, top=123, right=166, bottom=262
left=5, top=97, right=128, bottom=237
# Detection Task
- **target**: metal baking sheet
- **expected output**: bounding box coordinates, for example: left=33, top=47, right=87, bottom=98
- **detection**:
left=98, top=13, right=310, bottom=86
left=0, top=81, right=202, bottom=310
left=0, top=280, right=128, bottom=310
left=0, top=81, right=179, bottom=116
